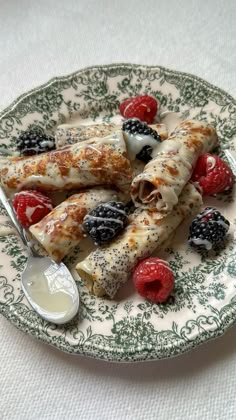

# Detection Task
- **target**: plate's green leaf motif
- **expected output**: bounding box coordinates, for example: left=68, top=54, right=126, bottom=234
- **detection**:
left=0, top=275, right=14, bottom=304
left=0, top=64, right=236, bottom=362
left=227, top=260, right=236, bottom=277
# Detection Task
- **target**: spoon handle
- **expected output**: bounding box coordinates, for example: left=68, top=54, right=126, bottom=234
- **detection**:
left=0, top=186, right=37, bottom=256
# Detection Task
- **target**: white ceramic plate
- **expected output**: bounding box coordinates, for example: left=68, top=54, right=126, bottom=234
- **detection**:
left=0, top=64, right=236, bottom=361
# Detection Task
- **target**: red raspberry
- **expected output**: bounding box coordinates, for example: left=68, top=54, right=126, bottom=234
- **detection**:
left=119, top=95, right=158, bottom=124
left=191, top=153, right=234, bottom=195
left=133, top=257, right=174, bottom=303
left=12, top=190, right=53, bottom=228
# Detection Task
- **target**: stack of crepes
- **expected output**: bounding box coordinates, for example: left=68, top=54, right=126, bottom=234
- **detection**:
left=0, top=119, right=218, bottom=299
left=76, top=120, right=218, bottom=298
left=0, top=122, right=167, bottom=265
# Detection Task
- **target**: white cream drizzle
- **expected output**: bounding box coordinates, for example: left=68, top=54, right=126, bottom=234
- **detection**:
left=140, top=258, right=173, bottom=275
left=59, top=212, right=68, bottom=222
left=190, top=237, right=212, bottom=250
left=102, top=203, right=127, bottom=216
left=40, top=139, right=55, bottom=149
left=21, top=138, right=55, bottom=155
left=25, top=205, right=44, bottom=223
left=84, top=215, right=124, bottom=226
left=123, top=102, right=134, bottom=118
left=123, top=132, right=160, bottom=161
left=215, top=219, right=230, bottom=230
left=15, top=190, right=52, bottom=209
left=14, top=191, right=53, bottom=223
left=151, top=139, right=182, bottom=157
left=206, top=155, right=216, bottom=171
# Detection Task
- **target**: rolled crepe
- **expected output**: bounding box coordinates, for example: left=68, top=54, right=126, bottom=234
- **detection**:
left=0, top=131, right=132, bottom=195
left=55, top=123, right=117, bottom=148
left=131, top=120, right=218, bottom=213
left=76, top=182, right=202, bottom=298
left=29, top=187, right=125, bottom=262
left=55, top=122, right=168, bottom=148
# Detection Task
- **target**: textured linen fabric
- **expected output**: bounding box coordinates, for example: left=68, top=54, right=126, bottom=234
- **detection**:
left=0, top=0, right=236, bottom=419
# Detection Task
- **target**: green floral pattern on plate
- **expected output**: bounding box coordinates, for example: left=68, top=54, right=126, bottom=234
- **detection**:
left=0, top=64, right=236, bottom=361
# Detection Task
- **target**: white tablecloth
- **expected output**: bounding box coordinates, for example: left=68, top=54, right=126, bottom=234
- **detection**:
left=1, top=1, right=236, bottom=419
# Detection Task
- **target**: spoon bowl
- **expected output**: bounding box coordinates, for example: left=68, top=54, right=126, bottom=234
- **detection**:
left=0, top=186, right=80, bottom=324
left=22, top=254, right=79, bottom=324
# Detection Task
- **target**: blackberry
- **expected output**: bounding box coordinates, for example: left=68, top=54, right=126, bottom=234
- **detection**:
left=122, top=118, right=161, bottom=163
left=16, top=130, right=55, bottom=156
left=136, top=145, right=153, bottom=163
left=83, top=201, right=128, bottom=245
left=188, top=207, right=230, bottom=251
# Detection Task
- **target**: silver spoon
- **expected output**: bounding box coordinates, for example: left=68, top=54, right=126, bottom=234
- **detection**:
left=0, top=186, right=79, bottom=324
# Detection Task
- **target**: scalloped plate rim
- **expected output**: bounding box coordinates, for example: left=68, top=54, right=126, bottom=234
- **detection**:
left=0, top=63, right=235, bottom=120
